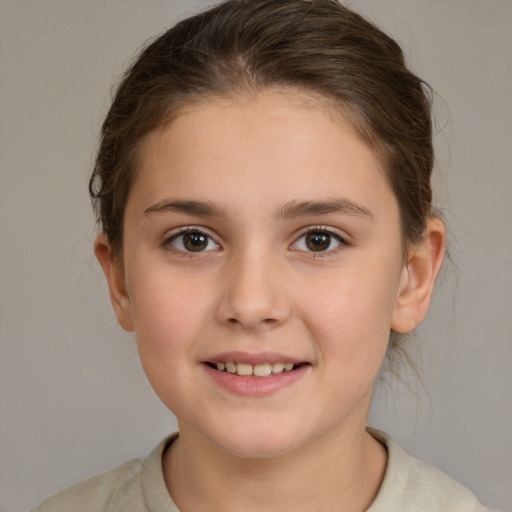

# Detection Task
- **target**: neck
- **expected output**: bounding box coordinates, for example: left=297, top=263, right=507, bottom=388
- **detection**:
left=163, top=422, right=387, bottom=512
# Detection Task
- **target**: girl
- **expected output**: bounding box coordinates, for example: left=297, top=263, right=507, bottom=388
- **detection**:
left=32, top=1, right=494, bottom=510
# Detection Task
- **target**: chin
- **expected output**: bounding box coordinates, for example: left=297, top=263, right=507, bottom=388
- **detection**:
left=208, top=420, right=307, bottom=459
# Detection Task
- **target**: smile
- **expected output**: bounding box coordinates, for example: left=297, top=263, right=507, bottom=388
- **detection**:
left=208, top=361, right=302, bottom=377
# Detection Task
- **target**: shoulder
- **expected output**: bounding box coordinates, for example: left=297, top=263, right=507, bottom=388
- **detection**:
left=31, top=457, right=143, bottom=512
left=368, top=428, right=494, bottom=512
left=31, top=435, right=178, bottom=512
left=31, top=455, right=148, bottom=512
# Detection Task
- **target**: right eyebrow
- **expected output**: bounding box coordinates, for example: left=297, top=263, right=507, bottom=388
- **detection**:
left=274, top=198, right=374, bottom=220
left=143, top=198, right=227, bottom=218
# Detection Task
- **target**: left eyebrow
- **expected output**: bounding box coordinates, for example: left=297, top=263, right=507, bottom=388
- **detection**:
left=274, top=198, right=374, bottom=220
left=144, top=198, right=227, bottom=218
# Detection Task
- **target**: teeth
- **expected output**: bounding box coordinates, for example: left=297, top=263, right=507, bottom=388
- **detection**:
left=272, top=362, right=284, bottom=374
left=253, top=363, right=272, bottom=377
left=225, top=361, right=236, bottom=374
left=214, top=361, right=299, bottom=377
left=236, top=363, right=253, bottom=376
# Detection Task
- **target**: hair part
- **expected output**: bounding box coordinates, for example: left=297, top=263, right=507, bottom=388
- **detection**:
left=90, top=0, right=434, bottom=256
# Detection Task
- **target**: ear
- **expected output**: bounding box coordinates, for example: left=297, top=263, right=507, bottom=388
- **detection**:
left=391, top=217, right=446, bottom=333
left=94, top=234, right=135, bottom=332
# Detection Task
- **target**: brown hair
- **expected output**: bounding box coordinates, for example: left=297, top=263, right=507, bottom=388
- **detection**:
left=90, top=0, right=434, bottom=261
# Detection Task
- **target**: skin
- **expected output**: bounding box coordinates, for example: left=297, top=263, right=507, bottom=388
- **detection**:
left=96, top=90, right=445, bottom=511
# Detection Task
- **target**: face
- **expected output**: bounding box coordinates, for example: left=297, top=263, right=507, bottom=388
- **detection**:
left=101, top=91, right=426, bottom=458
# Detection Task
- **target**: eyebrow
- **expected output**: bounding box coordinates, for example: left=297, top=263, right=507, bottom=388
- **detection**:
left=274, top=198, right=374, bottom=220
left=144, top=199, right=227, bottom=218
left=143, top=197, right=374, bottom=220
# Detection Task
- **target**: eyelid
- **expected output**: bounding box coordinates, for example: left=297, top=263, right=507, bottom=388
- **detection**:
left=290, top=225, right=349, bottom=255
left=162, top=225, right=221, bottom=253
left=161, top=224, right=348, bottom=256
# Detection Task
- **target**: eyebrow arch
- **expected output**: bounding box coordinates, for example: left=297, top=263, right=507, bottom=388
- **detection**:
left=274, top=198, right=374, bottom=220
left=144, top=199, right=226, bottom=218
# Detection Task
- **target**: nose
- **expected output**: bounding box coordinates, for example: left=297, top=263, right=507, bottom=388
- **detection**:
left=215, top=246, right=291, bottom=331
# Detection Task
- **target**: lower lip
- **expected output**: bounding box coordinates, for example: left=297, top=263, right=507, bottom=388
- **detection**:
left=203, top=364, right=310, bottom=396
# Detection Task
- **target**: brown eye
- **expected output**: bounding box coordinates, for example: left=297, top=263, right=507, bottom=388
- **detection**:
left=305, top=232, right=331, bottom=251
left=183, top=232, right=208, bottom=251
left=170, top=230, right=218, bottom=253
left=292, top=229, right=344, bottom=253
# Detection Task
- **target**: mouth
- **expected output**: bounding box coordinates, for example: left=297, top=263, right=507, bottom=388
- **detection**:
left=205, top=361, right=308, bottom=378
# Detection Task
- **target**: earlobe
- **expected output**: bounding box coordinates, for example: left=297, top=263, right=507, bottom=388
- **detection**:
left=94, top=234, right=135, bottom=332
left=391, top=217, right=446, bottom=333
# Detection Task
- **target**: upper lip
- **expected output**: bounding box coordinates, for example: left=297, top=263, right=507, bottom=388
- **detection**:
left=204, top=351, right=307, bottom=365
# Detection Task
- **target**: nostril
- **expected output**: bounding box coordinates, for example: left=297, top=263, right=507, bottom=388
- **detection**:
left=227, top=316, right=279, bottom=327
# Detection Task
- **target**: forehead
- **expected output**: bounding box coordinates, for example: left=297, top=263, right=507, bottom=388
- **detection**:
left=128, top=91, right=396, bottom=218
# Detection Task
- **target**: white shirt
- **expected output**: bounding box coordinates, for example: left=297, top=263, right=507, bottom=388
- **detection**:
left=32, top=429, right=494, bottom=511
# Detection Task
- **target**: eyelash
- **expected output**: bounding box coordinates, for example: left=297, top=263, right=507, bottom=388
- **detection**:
left=163, top=226, right=220, bottom=257
left=291, top=226, right=348, bottom=257
left=162, top=225, right=349, bottom=258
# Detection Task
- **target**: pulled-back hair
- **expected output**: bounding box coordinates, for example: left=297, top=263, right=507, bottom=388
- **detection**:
left=90, top=0, right=434, bottom=261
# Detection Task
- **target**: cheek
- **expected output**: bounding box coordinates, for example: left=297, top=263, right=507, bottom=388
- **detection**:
left=298, top=264, right=401, bottom=367
left=126, top=270, right=215, bottom=413
left=127, top=267, right=212, bottom=363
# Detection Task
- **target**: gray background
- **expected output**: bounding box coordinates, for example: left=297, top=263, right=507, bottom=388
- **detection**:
left=1, top=1, right=511, bottom=511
